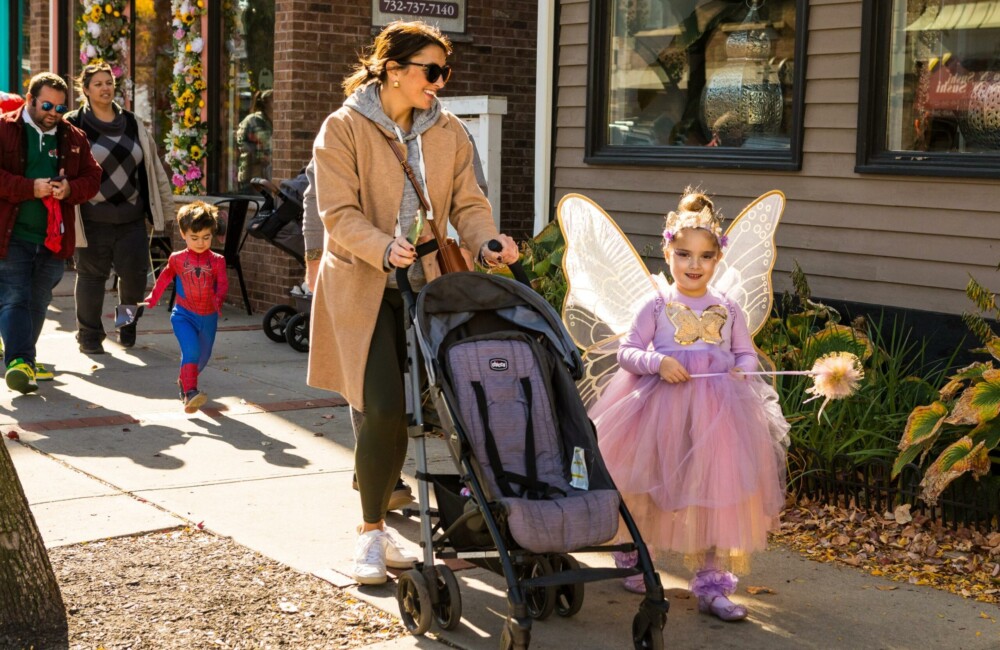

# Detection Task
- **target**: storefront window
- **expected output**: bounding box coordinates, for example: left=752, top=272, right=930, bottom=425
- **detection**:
left=859, top=0, right=1000, bottom=175
left=587, top=0, right=807, bottom=169
left=132, top=0, right=174, bottom=161
left=216, top=0, right=274, bottom=194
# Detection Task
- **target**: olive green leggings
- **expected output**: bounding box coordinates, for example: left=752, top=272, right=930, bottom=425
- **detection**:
left=356, top=289, right=409, bottom=524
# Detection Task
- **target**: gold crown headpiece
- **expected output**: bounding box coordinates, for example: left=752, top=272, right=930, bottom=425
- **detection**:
left=662, top=206, right=727, bottom=248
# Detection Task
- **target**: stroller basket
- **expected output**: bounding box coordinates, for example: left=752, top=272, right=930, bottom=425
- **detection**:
left=430, top=474, right=494, bottom=550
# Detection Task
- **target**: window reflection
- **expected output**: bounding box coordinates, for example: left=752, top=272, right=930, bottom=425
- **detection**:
left=606, top=0, right=797, bottom=149
left=890, top=0, right=1000, bottom=153
left=132, top=0, right=173, bottom=161
left=219, top=0, right=275, bottom=193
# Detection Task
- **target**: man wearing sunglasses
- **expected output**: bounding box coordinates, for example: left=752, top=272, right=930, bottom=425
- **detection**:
left=0, top=72, right=102, bottom=394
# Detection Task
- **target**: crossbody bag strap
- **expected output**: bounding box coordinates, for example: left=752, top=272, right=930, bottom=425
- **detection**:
left=380, top=131, right=434, bottom=217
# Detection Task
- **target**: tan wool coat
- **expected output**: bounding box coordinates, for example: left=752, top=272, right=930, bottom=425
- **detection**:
left=307, top=106, right=499, bottom=410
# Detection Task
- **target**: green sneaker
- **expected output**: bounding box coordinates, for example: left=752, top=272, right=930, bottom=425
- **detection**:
left=34, top=363, right=54, bottom=381
left=6, top=359, right=38, bottom=394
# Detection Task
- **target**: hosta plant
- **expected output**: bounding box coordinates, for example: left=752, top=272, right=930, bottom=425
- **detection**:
left=893, top=275, right=1000, bottom=504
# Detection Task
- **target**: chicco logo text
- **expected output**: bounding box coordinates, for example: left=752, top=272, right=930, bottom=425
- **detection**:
left=489, top=358, right=508, bottom=371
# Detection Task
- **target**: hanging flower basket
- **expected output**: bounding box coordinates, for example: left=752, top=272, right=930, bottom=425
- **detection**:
left=165, top=0, right=208, bottom=195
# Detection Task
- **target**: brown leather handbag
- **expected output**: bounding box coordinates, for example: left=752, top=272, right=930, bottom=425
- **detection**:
left=382, top=132, right=473, bottom=275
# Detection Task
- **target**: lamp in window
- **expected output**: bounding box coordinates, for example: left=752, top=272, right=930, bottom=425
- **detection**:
left=701, top=1, right=784, bottom=147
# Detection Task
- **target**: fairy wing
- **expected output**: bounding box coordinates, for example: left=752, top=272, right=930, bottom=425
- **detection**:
left=711, top=190, right=785, bottom=338
left=557, top=194, right=659, bottom=408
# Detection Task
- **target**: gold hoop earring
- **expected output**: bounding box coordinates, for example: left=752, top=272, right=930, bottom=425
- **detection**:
left=393, top=80, right=399, bottom=88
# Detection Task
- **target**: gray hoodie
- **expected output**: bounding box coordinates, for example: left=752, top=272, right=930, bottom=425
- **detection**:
left=344, top=82, right=443, bottom=287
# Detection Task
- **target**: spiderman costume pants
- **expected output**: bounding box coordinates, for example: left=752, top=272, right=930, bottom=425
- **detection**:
left=171, top=305, right=218, bottom=391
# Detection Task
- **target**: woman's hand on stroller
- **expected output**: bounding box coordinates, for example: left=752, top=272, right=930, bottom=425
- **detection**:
left=480, top=234, right=519, bottom=267
left=387, top=235, right=417, bottom=269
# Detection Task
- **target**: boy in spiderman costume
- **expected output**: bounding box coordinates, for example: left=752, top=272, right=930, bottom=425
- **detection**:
left=142, top=201, right=228, bottom=412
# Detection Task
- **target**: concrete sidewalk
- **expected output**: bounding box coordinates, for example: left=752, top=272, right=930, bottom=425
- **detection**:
left=3, top=271, right=998, bottom=649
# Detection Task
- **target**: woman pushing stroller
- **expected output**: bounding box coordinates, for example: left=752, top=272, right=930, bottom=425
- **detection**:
left=308, top=20, right=518, bottom=585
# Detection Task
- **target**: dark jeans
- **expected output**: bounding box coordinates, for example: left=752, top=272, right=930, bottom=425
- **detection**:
left=74, top=219, right=149, bottom=344
left=355, top=289, right=409, bottom=524
left=0, top=237, right=65, bottom=367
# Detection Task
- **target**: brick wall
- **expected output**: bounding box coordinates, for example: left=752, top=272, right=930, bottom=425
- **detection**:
left=248, top=1, right=538, bottom=314
left=29, top=0, right=50, bottom=82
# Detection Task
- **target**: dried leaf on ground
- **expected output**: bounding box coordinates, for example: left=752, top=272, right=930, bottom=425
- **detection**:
left=746, top=586, right=775, bottom=595
left=773, top=498, right=999, bottom=605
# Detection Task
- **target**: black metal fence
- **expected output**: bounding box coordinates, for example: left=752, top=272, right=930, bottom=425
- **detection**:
left=790, top=449, right=1000, bottom=532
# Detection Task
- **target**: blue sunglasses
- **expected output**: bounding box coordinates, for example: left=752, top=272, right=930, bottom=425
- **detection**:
left=39, top=100, right=68, bottom=114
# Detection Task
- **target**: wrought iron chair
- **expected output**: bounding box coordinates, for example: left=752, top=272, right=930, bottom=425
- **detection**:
left=168, top=197, right=258, bottom=315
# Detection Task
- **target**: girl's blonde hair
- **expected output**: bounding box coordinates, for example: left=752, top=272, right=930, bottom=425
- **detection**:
left=342, top=20, right=452, bottom=97
left=662, top=186, right=725, bottom=254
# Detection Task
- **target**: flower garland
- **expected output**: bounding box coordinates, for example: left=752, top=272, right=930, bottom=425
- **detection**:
left=165, top=0, right=208, bottom=195
left=77, top=0, right=130, bottom=101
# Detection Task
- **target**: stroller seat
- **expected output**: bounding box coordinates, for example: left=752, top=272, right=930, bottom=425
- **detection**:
left=447, top=335, right=620, bottom=554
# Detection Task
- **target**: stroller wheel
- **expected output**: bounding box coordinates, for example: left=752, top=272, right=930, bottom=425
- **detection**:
left=397, top=570, right=433, bottom=635
left=431, top=565, right=463, bottom=631
left=285, top=312, right=310, bottom=352
left=522, top=555, right=556, bottom=621
left=263, top=305, right=296, bottom=342
left=549, top=553, right=585, bottom=617
left=632, top=612, right=664, bottom=650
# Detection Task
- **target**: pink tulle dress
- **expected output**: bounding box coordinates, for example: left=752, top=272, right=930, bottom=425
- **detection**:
left=590, top=285, right=789, bottom=573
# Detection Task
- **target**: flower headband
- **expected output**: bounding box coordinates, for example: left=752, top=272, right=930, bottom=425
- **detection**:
left=662, top=205, right=728, bottom=248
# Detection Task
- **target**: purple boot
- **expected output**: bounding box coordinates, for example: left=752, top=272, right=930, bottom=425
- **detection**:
left=690, top=569, right=747, bottom=621
left=613, top=550, right=645, bottom=594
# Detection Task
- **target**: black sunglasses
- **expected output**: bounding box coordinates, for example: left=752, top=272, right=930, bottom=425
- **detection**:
left=399, top=61, right=452, bottom=84
left=39, top=100, right=69, bottom=114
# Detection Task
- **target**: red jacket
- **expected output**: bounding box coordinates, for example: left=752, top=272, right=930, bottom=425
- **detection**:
left=0, top=106, right=102, bottom=259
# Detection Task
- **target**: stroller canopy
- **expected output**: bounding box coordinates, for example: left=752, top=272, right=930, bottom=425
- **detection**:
left=415, top=273, right=583, bottom=380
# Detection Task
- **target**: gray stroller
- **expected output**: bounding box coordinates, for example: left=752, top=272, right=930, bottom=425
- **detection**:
left=394, top=247, right=669, bottom=650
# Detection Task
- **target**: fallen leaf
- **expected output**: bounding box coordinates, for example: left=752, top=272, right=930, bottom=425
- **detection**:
left=5, top=431, right=19, bottom=440
left=196, top=521, right=205, bottom=530
left=86, top=404, right=100, bottom=410
left=746, top=586, right=775, bottom=595
left=278, top=600, right=299, bottom=613
left=875, top=585, right=898, bottom=591
left=894, top=504, right=913, bottom=525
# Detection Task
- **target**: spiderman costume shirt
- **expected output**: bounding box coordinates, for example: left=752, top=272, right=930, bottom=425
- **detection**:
left=147, top=249, right=228, bottom=315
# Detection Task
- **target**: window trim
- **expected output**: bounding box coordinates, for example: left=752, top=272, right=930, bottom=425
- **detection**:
left=585, top=0, right=809, bottom=170
left=856, top=0, right=1000, bottom=178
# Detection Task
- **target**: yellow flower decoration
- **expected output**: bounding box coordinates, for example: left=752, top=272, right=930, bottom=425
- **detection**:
left=90, top=5, right=102, bottom=20
left=114, top=11, right=120, bottom=17
left=190, top=145, right=203, bottom=161
left=182, top=13, right=194, bottom=25
left=105, top=3, right=112, bottom=13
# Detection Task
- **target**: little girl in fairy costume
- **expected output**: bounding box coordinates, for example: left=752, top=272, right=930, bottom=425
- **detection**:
left=589, top=188, right=789, bottom=621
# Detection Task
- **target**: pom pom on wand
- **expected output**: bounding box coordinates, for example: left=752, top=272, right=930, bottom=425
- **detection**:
left=689, top=351, right=864, bottom=421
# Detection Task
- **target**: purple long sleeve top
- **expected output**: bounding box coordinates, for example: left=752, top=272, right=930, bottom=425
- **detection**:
left=617, top=284, right=758, bottom=376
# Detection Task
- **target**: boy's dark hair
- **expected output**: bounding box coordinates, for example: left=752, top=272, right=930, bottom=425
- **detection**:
left=177, top=200, right=220, bottom=234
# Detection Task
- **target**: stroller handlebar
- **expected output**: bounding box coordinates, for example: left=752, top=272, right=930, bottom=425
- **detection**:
left=395, top=239, right=531, bottom=314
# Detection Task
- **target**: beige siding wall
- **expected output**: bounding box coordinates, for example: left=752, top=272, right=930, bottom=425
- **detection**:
left=554, top=0, right=1000, bottom=315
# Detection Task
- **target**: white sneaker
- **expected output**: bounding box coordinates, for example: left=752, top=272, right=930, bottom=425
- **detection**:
left=352, top=528, right=387, bottom=585
left=383, top=526, right=418, bottom=569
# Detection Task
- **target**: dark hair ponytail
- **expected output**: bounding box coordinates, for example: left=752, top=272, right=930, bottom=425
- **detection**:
left=342, top=20, right=452, bottom=97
